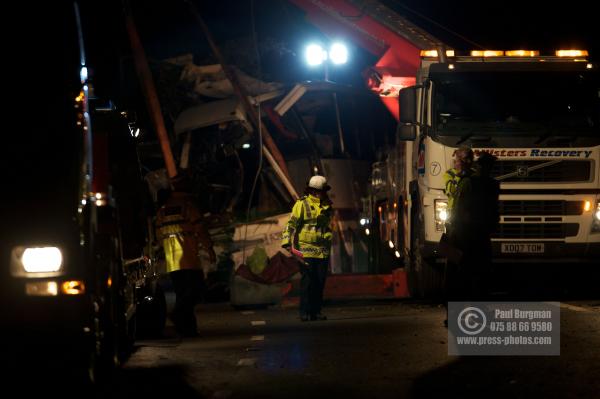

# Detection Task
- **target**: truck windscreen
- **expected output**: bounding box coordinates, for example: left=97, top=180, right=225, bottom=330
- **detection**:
left=432, top=70, right=599, bottom=138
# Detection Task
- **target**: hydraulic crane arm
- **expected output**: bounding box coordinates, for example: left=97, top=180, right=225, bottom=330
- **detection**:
left=288, top=0, right=450, bottom=119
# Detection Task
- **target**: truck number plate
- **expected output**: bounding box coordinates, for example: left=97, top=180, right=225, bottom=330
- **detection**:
left=501, top=243, right=545, bottom=253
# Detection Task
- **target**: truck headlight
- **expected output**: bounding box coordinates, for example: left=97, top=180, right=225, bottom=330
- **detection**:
left=434, top=199, right=449, bottom=231
left=592, top=203, right=600, bottom=233
left=10, top=246, right=64, bottom=277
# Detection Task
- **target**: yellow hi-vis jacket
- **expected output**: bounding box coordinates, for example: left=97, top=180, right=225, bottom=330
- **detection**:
left=443, top=168, right=462, bottom=212
left=281, top=194, right=333, bottom=259
left=443, top=168, right=475, bottom=212
left=155, top=192, right=213, bottom=273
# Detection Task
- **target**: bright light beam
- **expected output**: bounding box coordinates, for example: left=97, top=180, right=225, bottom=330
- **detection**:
left=306, top=44, right=326, bottom=66
left=329, top=42, right=348, bottom=65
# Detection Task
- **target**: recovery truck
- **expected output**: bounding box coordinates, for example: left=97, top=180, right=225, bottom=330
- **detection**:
left=288, top=0, right=599, bottom=297
left=379, top=49, right=600, bottom=297
left=1, top=2, right=165, bottom=384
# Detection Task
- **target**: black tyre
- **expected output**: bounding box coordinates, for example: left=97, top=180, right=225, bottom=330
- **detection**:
left=86, top=299, right=118, bottom=386
left=136, top=281, right=167, bottom=338
left=408, top=195, right=444, bottom=299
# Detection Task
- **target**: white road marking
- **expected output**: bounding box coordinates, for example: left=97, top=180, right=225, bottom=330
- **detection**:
left=560, top=303, right=589, bottom=312
left=251, top=335, right=265, bottom=341
left=241, top=311, right=254, bottom=315
left=237, top=358, right=257, bottom=366
left=251, top=320, right=266, bottom=326
left=245, top=347, right=261, bottom=352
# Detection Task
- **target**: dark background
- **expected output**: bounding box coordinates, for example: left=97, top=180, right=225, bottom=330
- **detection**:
left=82, top=0, right=599, bottom=98
left=127, top=0, right=599, bottom=78
left=382, top=0, right=598, bottom=56
left=6, top=0, right=595, bottom=174
left=7, top=1, right=597, bottom=103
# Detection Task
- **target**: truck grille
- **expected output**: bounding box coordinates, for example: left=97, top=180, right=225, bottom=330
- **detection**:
left=492, top=223, right=579, bottom=239
left=491, top=160, right=591, bottom=182
left=499, top=200, right=584, bottom=216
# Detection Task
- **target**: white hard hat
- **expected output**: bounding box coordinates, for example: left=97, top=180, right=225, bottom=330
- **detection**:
left=308, top=175, right=330, bottom=191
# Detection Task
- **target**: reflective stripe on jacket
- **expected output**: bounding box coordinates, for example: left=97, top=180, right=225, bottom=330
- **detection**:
left=281, top=194, right=333, bottom=259
left=443, top=168, right=461, bottom=211
left=155, top=192, right=212, bottom=273
left=443, top=168, right=475, bottom=211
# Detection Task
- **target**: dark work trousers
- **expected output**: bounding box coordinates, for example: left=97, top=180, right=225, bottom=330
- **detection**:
left=444, top=236, right=492, bottom=320
left=300, top=257, right=329, bottom=317
left=170, top=269, right=205, bottom=334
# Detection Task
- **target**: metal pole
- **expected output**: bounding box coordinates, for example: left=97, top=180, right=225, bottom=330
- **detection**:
left=262, top=146, right=299, bottom=199
left=185, top=1, right=297, bottom=200
left=332, top=92, right=346, bottom=155
left=324, top=61, right=346, bottom=156
left=125, top=12, right=177, bottom=179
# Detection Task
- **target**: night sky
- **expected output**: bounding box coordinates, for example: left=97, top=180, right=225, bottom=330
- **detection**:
left=9, top=0, right=594, bottom=145
left=126, top=0, right=599, bottom=80
left=383, top=0, right=599, bottom=56
left=47, top=0, right=596, bottom=105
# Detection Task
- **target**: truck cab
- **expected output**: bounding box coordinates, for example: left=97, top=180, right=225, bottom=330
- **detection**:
left=0, top=2, right=164, bottom=384
left=385, top=50, right=599, bottom=296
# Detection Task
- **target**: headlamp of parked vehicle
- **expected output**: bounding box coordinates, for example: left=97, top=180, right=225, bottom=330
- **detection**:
left=10, top=246, right=64, bottom=277
left=434, top=199, right=449, bottom=231
left=592, top=202, right=600, bottom=233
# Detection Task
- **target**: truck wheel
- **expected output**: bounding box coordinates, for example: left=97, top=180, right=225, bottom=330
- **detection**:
left=405, top=244, right=421, bottom=298
left=414, top=236, right=444, bottom=300
left=117, top=305, right=136, bottom=363
left=136, top=281, right=167, bottom=338
left=86, top=300, right=118, bottom=386
left=86, top=234, right=122, bottom=385
left=409, top=206, right=444, bottom=299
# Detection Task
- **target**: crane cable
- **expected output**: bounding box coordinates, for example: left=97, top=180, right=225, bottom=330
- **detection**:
left=379, top=0, right=486, bottom=49
left=242, top=103, right=263, bottom=267
left=241, top=0, right=264, bottom=267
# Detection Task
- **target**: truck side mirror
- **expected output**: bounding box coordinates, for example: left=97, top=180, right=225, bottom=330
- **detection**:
left=397, top=86, right=418, bottom=141
left=399, top=86, right=417, bottom=123
left=397, top=124, right=416, bottom=141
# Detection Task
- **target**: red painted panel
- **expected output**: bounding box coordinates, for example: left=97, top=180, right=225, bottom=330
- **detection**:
left=289, top=0, right=422, bottom=120
left=289, top=0, right=388, bottom=56
left=379, top=96, right=399, bottom=121
left=289, top=0, right=421, bottom=72
left=392, top=268, right=409, bottom=298
left=281, top=269, right=409, bottom=301
left=324, top=273, right=394, bottom=298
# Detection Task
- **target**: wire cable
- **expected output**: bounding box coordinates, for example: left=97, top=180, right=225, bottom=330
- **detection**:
left=384, top=0, right=485, bottom=49
left=242, top=103, right=263, bottom=266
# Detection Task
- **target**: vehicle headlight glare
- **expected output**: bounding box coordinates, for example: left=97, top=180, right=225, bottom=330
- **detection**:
left=591, top=203, right=600, bottom=233
left=439, top=209, right=448, bottom=221
left=22, top=247, right=63, bottom=273
left=435, top=200, right=448, bottom=221
left=434, top=199, right=449, bottom=231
